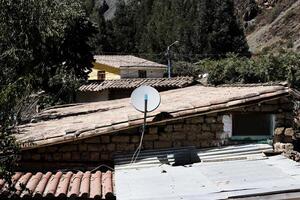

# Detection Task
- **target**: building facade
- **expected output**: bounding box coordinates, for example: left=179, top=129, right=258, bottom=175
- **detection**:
left=89, top=55, right=167, bottom=81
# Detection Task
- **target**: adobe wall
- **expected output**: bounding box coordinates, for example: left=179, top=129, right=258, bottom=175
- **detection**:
left=19, top=97, right=295, bottom=170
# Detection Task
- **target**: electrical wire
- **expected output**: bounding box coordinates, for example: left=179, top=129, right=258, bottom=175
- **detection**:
left=130, top=126, right=145, bottom=164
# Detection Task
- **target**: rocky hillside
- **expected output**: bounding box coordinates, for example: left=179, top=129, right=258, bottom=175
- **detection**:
left=235, top=0, right=300, bottom=53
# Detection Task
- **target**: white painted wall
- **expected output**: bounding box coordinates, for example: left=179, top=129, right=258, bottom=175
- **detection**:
left=120, top=67, right=166, bottom=78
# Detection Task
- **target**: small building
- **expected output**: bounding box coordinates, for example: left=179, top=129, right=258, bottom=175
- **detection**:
left=89, top=55, right=167, bottom=81
left=3, top=83, right=300, bottom=199
left=16, top=83, right=300, bottom=169
left=76, top=77, right=195, bottom=102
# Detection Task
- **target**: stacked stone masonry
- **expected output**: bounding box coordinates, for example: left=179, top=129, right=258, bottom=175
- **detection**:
left=21, top=97, right=295, bottom=168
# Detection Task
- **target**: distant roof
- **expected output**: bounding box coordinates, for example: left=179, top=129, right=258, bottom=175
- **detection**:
left=94, top=55, right=167, bottom=68
left=0, top=170, right=114, bottom=199
left=114, top=144, right=300, bottom=200
left=78, top=77, right=195, bottom=92
left=16, top=83, right=299, bottom=149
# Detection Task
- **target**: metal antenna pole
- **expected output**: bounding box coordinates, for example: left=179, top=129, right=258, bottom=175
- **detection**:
left=143, top=94, right=148, bottom=133
left=167, top=46, right=171, bottom=78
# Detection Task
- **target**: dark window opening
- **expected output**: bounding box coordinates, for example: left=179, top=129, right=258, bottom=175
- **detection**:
left=97, top=71, right=106, bottom=80
left=232, top=113, right=274, bottom=136
left=138, top=70, right=147, bottom=78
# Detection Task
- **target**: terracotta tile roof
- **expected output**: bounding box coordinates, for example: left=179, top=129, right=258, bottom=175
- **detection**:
left=0, top=171, right=114, bottom=199
left=16, top=84, right=299, bottom=149
left=94, top=55, right=166, bottom=68
left=78, top=77, right=195, bottom=92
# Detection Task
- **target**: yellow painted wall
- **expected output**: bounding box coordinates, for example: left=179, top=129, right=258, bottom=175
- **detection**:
left=88, top=63, right=121, bottom=80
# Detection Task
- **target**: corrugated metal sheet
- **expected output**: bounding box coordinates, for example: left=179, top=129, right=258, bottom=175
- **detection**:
left=114, top=144, right=272, bottom=170
left=114, top=144, right=300, bottom=200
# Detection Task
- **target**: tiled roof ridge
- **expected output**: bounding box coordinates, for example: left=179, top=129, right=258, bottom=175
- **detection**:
left=79, top=76, right=195, bottom=92
left=0, top=170, right=115, bottom=199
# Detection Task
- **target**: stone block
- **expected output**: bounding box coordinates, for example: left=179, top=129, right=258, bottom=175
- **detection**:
left=159, top=133, right=172, bottom=141
left=205, top=117, right=216, bottom=123
left=88, top=144, right=106, bottom=151
left=274, top=127, right=285, bottom=135
left=37, top=148, right=46, bottom=154
left=154, top=141, right=172, bottom=149
left=283, top=136, right=293, bottom=143
left=53, top=153, right=61, bottom=161
left=173, top=141, right=182, bottom=147
left=107, top=144, right=116, bottom=151
left=81, top=152, right=89, bottom=161
left=72, top=152, right=81, bottom=161
left=31, top=154, right=41, bottom=161
left=173, top=132, right=186, bottom=140
left=211, top=124, right=223, bottom=132
left=261, top=105, right=278, bottom=112
left=174, top=124, right=183, bottom=131
left=84, top=137, right=101, bottom=144
left=59, top=145, right=77, bottom=152
left=131, top=136, right=140, bottom=143
left=187, top=132, right=197, bottom=140
left=144, top=134, right=159, bottom=141
left=78, top=144, right=87, bottom=151
left=101, top=136, right=110, bottom=143
left=111, top=136, right=130, bottom=143
left=143, top=141, right=154, bottom=149
left=197, top=132, right=214, bottom=140
left=101, top=153, right=109, bottom=160
left=149, top=127, right=158, bottom=134
left=217, top=116, right=223, bottom=123
left=47, top=146, right=58, bottom=153
left=190, top=124, right=200, bottom=132
left=164, top=125, right=173, bottom=133
left=187, top=117, right=204, bottom=124
left=202, top=124, right=211, bottom=131
left=116, top=143, right=135, bottom=151
left=45, top=154, right=53, bottom=161
left=274, top=142, right=294, bottom=152
left=285, top=128, right=294, bottom=136
left=62, top=152, right=71, bottom=160
left=90, top=152, right=100, bottom=161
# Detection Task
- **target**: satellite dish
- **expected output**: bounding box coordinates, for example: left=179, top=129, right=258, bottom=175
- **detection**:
left=131, top=86, right=161, bottom=112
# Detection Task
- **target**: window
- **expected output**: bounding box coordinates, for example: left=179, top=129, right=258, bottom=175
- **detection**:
left=138, top=70, right=147, bottom=78
left=231, top=113, right=274, bottom=139
left=97, top=71, right=106, bottom=81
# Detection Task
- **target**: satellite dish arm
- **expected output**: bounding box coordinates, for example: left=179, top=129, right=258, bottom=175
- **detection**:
left=143, top=94, right=148, bottom=129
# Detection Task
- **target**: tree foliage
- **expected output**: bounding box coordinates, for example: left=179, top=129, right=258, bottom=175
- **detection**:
left=0, top=0, right=96, bottom=179
left=108, top=0, right=249, bottom=62
left=199, top=52, right=300, bottom=88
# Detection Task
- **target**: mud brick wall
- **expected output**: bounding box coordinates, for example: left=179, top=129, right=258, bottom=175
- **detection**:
left=20, top=97, right=295, bottom=169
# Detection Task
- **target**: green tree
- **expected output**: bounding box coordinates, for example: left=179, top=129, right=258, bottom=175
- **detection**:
left=110, top=0, right=249, bottom=62
left=0, top=0, right=96, bottom=179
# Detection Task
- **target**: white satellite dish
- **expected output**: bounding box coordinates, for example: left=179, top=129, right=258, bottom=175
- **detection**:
left=131, top=86, right=161, bottom=113
left=130, top=86, right=161, bottom=164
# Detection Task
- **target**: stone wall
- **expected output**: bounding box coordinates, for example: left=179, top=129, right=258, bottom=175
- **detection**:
left=20, top=97, right=295, bottom=170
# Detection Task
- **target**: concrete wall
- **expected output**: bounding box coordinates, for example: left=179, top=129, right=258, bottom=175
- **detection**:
left=20, top=97, right=295, bottom=170
left=120, top=67, right=166, bottom=78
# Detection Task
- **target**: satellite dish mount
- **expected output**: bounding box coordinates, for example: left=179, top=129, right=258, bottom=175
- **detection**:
left=130, top=86, right=161, bottom=163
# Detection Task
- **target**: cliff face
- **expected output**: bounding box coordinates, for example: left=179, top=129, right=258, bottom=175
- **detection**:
left=235, top=0, right=300, bottom=53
